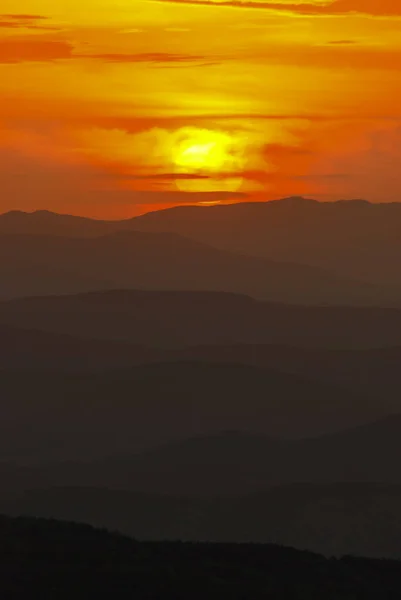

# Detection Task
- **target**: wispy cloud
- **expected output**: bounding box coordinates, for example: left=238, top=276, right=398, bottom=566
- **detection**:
left=149, top=0, right=401, bottom=17
left=0, top=43, right=216, bottom=66
left=0, top=39, right=73, bottom=63
left=326, top=39, right=357, bottom=45
left=0, top=14, right=56, bottom=30
left=77, top=52, right=216, bottom=65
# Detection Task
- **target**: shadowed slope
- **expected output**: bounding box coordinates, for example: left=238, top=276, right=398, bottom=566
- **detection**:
left=2, top=515, right=401, bottom=596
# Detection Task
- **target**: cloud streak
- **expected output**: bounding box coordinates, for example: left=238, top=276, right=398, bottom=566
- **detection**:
left=78, top=52, right=217, bottom=65
left=0, top=39, right=73, bottom=63
left=0, top=14, right=55, bottom=30
left=150, top=0, right=401, bottom=17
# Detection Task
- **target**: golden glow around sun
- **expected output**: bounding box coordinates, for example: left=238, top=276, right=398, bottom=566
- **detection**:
left=172, top=128, right=245, bottom=193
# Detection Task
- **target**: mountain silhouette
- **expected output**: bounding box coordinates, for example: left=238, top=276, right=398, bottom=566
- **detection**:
left=0, top=210, right=114, bottom=237
left=4, top=482, right=401, bottom=559
left=131, top=197, right=401, bottom=288
left=2, top=199, right=401, bottom=569
left=2, top=515, right=401, bottom=597
left=3, top=198, right=401, bottom=289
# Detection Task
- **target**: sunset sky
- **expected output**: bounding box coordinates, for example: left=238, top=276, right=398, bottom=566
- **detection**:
left=1, top=0, right=401, bottom=218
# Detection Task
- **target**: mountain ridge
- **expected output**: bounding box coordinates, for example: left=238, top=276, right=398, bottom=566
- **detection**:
left=2, top=197, right=401, bottom=289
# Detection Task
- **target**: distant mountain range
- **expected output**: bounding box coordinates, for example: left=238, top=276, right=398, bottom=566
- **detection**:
left=3, top=199, right=401, bottom=562
left=2, top=197, right=401, bottom=289
left=132, top=197, right=401, bottom=287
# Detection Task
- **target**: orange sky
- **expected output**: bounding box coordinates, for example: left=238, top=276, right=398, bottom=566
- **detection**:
left=1, top=1, right=401, bottom=218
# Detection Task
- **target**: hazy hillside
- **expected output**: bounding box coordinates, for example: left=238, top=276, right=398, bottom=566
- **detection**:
left=2, top=289, right=401, bottom=349
left=2, top=202, right=401, bottom=571
left=3, top=198, right=401, bottom=289
left=0, top=325, right=157, bottom=370
left=0, top=210, right=115, bottom=237
left=4, top=416, right=400, bottom=496
left=132, top=197, right=401, bottom=287
left=3, top=326, right=401, bottom=402
left=0, top=363, right=378, bottom=463
left=0, top=230, right=390, bottom=305
left=179, top=344, right=401, bottom=399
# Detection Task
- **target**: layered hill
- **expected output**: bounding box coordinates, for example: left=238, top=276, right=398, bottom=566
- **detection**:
left=4, top=415, right=401, bottom=495
left=132, top=197, right=401, bottom=287
left=2, top=324, right=401, bottom=402
left=0, top=362, right=378, bottom=463
left=0, top=231, right=390, bottom=305
left=4, top=418, right=401, bottom=558
left=2, top=289, right=401, bottom=348
left=3, top=197, right=401, bottom=289
left=2, top=198, right=401, bottom=288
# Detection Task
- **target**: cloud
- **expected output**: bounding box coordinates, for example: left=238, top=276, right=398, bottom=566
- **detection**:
left=151, top=0, right=401, bottom=17
left=0, top=147, right=244, bottom=217
left=313, top=124, right=401, bottom=201
left=126, top=173, right=212, bottom=180
left=0, top=15, right=47, bottom=20
left=0, top=14, right=55, bottom=30
left=0, top=122, right=247, bottom=216
left=326, top=39, right=357, bottom=45
left=0, top=41, right=217, bottom=66
left=0, top=38, right=73, bottom=63
left=77, top=52, right=215, bottom=65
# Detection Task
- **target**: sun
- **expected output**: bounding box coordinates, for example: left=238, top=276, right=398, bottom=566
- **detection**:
left=176, top=139, right=227, bottom=172
left=172, top=128, right=244, bottom=192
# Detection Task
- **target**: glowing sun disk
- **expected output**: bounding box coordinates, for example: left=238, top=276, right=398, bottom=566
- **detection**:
left=172, top=128, right=246, bottom=193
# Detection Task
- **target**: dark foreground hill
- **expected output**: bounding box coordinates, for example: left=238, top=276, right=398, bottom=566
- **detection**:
left=1, top=515, right=401, bottom=599
left=3, top=289, right=401, bottom=349
left=4, top=484, right=401, bottom=559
